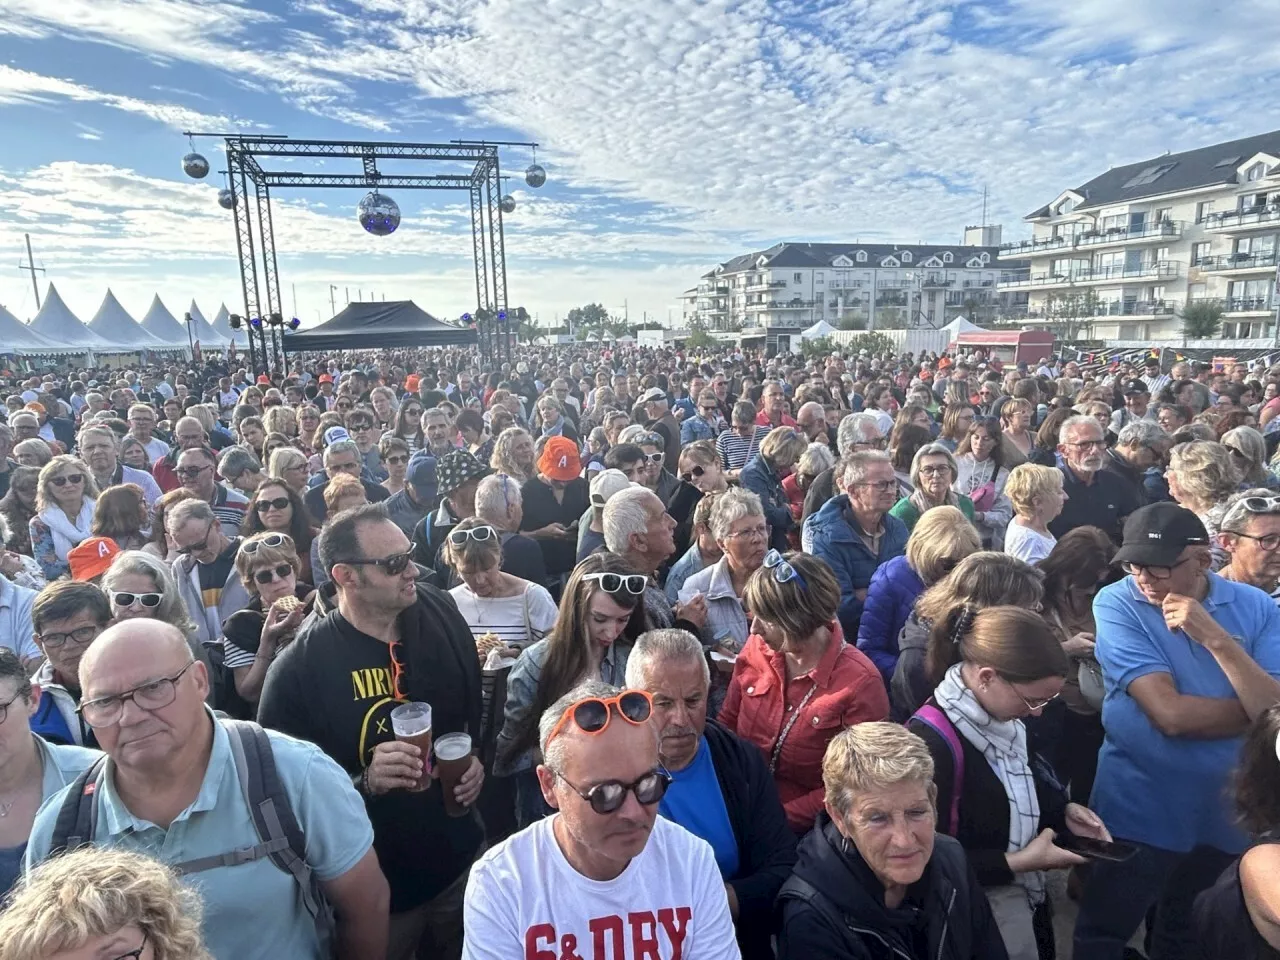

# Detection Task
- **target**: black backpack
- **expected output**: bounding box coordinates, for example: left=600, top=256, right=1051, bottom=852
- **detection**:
left=49, top=719, right=330, bottom=937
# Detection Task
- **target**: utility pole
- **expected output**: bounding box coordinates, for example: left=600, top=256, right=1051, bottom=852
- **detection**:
left=329, top=285, right=337, bottom=316
left=345, top=287, right=350, bottom=305
left=19, top=234, right=44, bottom=309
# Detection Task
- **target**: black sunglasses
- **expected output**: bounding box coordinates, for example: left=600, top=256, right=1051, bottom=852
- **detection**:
left=581, top=572, right=647, bottom=596
left=253, top=497, right=291, bottom=513
left=253, top=563, right=294, bottom=585
left=679, top=465, right=706, bottom=483
left=337, top=551, right=413, bottom=576
left=557, top=768, right=673, bottom=815
left=51, top=473, right=85, bottom=486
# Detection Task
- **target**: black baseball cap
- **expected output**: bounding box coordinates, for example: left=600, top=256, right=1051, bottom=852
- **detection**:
left=1114, top=502, right=1209, bottom=568
left=1122, top=378, right=1149, bottom=395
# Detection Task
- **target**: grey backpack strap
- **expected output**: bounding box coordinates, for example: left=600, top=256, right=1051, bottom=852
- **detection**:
left=221, top=719, right=328, bottom=923
left=50, top=755, right=108, bottom=854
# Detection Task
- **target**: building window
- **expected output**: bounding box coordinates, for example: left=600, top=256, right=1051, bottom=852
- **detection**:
left=1122, top=163, right=1177, bottom=188
left=1248, top=162, right=1266, bottom=181
left=1157, top=247, right=1170, bottom=261
left=901, top=252, right=913, bottom=263
left=1154, top=207, right=1172, bottom=223
left=1192, top=241, right=1211, bottom=265
left=1196, top=200, right=1215, bottom=223
left=815, top=272, right=824, bottom=282
left=1187, top=282, right=1207, bottom=301
left=1058, top=198, right=1077, bottom=214
left=793, top=272, right=802, bottom=283
left=942, top=252, right=953, bottom=263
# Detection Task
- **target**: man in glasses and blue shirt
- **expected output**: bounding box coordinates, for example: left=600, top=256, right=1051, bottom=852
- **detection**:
left=1217, top=490, right=1280, bottom=604
left=463, top=679, right=741, bottom=960
left=1074, top=501, right=1280, bottom=960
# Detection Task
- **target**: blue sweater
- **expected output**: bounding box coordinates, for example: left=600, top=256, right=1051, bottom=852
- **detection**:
left=740, top=454, right=793, bottom=553
left=803, top=495, right=909, bottom=642
left=855, top=555, right=925, bottom=686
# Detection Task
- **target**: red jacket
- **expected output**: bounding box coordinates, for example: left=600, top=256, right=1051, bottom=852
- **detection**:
left=719, top=623, right=889, bottom=833
left=755, top=410, right=797, bottom=428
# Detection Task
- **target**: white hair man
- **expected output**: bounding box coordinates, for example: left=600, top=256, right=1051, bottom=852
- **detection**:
left=474, top=472, right=547, bottom=584
left=801, top=412, right=885, bottom=521
left=125, top=402, right=170, bottom=465
left=624, top=628, right=796, bottom=959
left=462, top=679, right=740, bottom=960
left=1051, top=415, right=1142, bottom=544
left=1104, top=419, right=1170, bottom=507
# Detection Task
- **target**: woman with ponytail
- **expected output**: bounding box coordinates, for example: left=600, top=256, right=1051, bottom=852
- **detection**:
left=907, top=604, right=1112, bottom=960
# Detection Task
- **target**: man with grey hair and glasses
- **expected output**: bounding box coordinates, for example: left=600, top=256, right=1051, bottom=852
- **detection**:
left=1217, top=490, right=1280, bottom=603
left=625, top=630, right=795, bottom=960
left=802, top=412, right=885, bottom=522
left=462, top=679, right=740, bottom=960
left=1103, top=419, right=1171, bottom=508
left=1050, top=414, right=1141, bottom=544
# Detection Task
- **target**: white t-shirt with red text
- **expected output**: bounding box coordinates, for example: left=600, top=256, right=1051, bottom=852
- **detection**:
left=462, top=814, right=741, bottom=960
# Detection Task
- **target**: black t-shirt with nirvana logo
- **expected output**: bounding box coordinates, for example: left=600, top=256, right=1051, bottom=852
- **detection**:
left=257, top=584, right=484, bottom=912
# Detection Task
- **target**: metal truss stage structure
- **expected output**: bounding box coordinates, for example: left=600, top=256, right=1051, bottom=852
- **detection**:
left=186, top=133, right=536, bottom=370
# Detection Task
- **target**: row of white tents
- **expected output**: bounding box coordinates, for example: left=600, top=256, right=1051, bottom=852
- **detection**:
left=0, top=283, right=250, bottom=358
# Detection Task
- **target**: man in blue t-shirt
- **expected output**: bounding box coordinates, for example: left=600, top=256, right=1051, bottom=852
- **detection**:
left=1074, top=502, right=1280, bottom=960
left=625, top=628, right=796, bottom=960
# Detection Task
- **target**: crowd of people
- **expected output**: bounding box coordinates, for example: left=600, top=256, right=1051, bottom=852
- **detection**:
left=0, top=343, right=1278, bottom=960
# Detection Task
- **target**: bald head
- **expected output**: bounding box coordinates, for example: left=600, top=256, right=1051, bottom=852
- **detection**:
left=80, top=619, right=193, bottom=695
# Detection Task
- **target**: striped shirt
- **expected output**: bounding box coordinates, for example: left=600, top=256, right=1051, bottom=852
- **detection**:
left=448, top=583, right=558, bottom=650
left=716, top=426, right=769, bottom=471
left=210, top=484, right=249, bottom=537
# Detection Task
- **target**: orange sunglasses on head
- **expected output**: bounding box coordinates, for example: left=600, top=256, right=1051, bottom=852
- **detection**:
left=546, top=690, right=653, bottom=746
left=389, top=641, right=409, bottom=701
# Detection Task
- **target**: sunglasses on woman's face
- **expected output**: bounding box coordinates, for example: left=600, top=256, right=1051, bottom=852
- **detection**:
left=51, top=473, right=84, bottom=487
left=679, top=465, right=706, bottom=483
left=112, top=592, right=162, bottom=609
left=253, top=497, right=291, bottom=513
left=254, top=563, right=293, bottom=585
left=386, top=454, right=408, bottom=466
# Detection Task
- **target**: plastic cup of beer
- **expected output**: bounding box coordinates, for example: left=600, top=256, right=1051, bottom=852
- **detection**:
left=434, top=732, right=474, bottom=817
left=389, top=702, right=432, bottom=792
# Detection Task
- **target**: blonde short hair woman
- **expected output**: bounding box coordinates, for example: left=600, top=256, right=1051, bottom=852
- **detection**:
left=1167, top=440, right=1242, bottom=569
left=0, top=847, right=212, bottom=960
left=1003, top=463, right=1069, bottom=565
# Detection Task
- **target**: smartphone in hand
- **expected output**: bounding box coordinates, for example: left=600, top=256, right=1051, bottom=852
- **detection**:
left=1054, top=833, right=1137, bottom=863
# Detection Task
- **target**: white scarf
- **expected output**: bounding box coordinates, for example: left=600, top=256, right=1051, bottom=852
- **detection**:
left=934, top=663, right=1045, bottom=906
left=39, top=497, right=95, bottom=562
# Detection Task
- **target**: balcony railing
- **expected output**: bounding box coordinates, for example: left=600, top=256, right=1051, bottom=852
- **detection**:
left=921, top=277, right=952, bottom=287
left=1221, top=296, right=1275, bottom=313
left=1022, top=299, right=1180, bottom=320
left=745, top=299, right=819, bottom=312
left=998, top=260, right=1179, bottom=287
left=743, top=280, right=787, bottom=292
left=1195, top=251, right=1280, bottom=272
left=999, top=220, right=1184, bottom=257
left=962, top=279, right=995, bottom=288
left=1202, top=206, right=1280, bottom=231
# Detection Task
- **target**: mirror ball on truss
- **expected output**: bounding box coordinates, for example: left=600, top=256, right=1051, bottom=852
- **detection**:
left=525, top=163, right=546, bottom=188
left=499, top=194, right=516, bottom=214
left=217, top=188, right=236, bottom=210
left=358, top=191, right=401, bottom=236
left=183, top=152, right=210, bottom=179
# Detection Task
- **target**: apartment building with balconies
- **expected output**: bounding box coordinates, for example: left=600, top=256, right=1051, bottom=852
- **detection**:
left=689, top=229, right=1026, bottom=339
left=999, top=129, right=1280, bottom=342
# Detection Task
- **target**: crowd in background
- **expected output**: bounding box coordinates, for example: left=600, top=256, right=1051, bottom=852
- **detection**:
left=0, top=341, right=1278, bottom=960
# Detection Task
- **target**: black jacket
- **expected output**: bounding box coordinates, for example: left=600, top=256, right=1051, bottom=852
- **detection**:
left=908, top=703, right=1068, bottom=888
left=304, top=475, right=390, bottom=523
left=778, top=813, right=1007, bottom=960
left=703, top=719, right=798, bottom=960
left=1194, top=840, right=1280, bottom=960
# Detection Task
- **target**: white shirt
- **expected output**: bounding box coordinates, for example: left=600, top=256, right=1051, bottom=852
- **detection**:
left=463, top=814, right=741, bottom=960
left=139, top=436, right=171, bottom=465
left=1004, top=521, right=1057, bottom=565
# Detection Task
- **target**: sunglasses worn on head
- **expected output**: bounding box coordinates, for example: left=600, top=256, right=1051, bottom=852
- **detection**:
left=112, top=592, right=162, bottom=609
left=338, top=551, right=413, bottom=576
left=254, top=563, right=293, bottom=585
left=764, top=549, right=806, bottom=587
left=254, top=497, right=291, bottom=513
left=242, top=533, right=288, bottom=553
left=51, top=473, right=84, bottom=487
left=546, top=690, right=653, bottom=747
left=449, top=525, right=497, bottom=546
left=582, top=572, right=647, bottom=596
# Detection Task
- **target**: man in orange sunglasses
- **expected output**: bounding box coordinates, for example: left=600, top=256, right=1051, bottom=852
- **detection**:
left=462, top=680, right=740, bottom=959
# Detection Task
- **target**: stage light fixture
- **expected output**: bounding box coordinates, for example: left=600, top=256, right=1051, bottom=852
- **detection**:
left=229, top=314, right=243, bottom=330
left=250, top=316, right=262, bottom=328
left=288, top=317, right=301, bottom=330
left=268, top=312, right=284, bottom=327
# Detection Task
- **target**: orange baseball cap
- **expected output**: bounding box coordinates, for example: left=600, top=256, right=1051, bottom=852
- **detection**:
left=68, top=536, right=120, bottom=582
left=538, top=436, right=581, bottom=482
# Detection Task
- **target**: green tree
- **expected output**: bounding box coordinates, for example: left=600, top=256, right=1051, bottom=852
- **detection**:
left=568, top=303, right=611, bottom=339
left=841, top=332, right=897, bottom=357
left=1180, top=300, right=1224, bottom=340
left=799, top=336, right=835, bottom=359
left=685, top=316, right=716, bottom=350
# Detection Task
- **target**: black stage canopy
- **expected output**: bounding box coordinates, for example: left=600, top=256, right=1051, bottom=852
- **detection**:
left=288, top=300, right=477, bottom=351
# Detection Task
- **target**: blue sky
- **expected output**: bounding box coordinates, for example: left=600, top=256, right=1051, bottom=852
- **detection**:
left=0, top=0, right=1277, bottom=331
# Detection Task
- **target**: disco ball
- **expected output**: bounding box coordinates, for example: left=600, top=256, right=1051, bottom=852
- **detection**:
left=182, top=152, right=210, bottom=179
left=499, top=194, right=516, bottom=214
left=525, top=164, right=546, bottom=188
left=358, top=191, right=401, bottom=236
left=217, top=188, right=236, bottom=210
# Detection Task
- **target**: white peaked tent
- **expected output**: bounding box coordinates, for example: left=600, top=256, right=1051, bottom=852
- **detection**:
left=138, top=295, right=190, bottom=345
left=801, top=319, right=838, bottom=340
left=30, top=283, right=118, bottom=350
left=0, top=303, right=65, bottom=354
left=186, top=301, right=228, bottom=346
left=88, top=290, right=167, bottom=347
left=212, top=304, right=249, bottom=346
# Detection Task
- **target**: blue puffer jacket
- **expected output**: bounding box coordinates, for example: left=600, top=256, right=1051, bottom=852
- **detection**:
left=802, top=495, right=909, bottom=642
left=740, top=453, right=793, bottom=553
left=855, top=555, right=924, bottom=686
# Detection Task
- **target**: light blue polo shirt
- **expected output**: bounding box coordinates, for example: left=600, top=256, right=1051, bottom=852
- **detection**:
left=26, top=713, right=374, bottom=960
left=1091, top=574, right=1280, bottom=854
